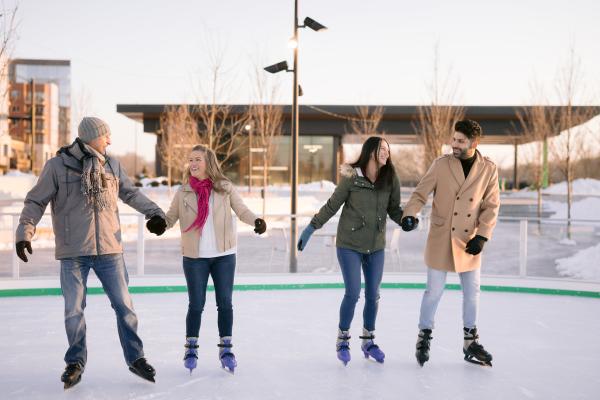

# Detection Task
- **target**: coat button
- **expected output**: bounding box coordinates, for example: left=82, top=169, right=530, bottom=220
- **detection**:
left=467, top=214, right=471, bottom=217
left=454, top=212, right=458, bottom=216
left=456, top=197, right=460, bottom=200
left=469, top=198, right=473, bottom=201
left=464, top=229, right=468, bottom=232
left=452, top=227, right=455, bottom=231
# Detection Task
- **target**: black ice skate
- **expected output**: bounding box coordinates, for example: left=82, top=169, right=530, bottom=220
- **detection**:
left=61, top=363, right=83, bottom=389
left=415, top=329, right=433, bottom=367
left=129, top=357, right=156, bottom=382
left=463, top=327, right=493, bottom=367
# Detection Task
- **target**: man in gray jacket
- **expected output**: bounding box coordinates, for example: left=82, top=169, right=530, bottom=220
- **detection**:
left=15, top=117, right=167, bottom=388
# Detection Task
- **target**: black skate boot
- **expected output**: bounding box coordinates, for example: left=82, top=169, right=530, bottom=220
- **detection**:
left=61, top=363, right=83, bottom=389
left=415, top=329, right=433, bottom=367
left=129, top=357, right=156, bottom=382
left=463, top=327, right=493, bottom=367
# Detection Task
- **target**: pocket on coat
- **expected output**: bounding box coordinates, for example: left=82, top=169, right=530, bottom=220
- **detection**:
left=430, top=214, right=446, bottom=227
left=64, top=214, right=70, bottom=245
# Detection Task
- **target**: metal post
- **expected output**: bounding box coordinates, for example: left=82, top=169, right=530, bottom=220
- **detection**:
left=513, top=139, right=518, bottom=190
left=248, top=127, right=253, bottom=193
left=30, top=79, right=36, bottom=173
left=12, top=215, right=20, bottom=279
left=519, top=219, right=528, bottom=277
left=137, top=214, right=145, bottom=276
left=289, top=0, right=300, bottom=273
left=542, top=136, right=549, bottom=188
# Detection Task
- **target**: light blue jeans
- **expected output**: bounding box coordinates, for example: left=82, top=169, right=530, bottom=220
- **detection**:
left=60, top=254, right=144, bottom=368
left=418, top=267, right=481, bottom=330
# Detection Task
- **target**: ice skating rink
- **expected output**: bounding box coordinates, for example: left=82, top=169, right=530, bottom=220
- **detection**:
left=1, top=275, right=599, bottom=400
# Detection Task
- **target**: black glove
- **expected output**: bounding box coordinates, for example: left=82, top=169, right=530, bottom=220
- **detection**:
left=400, top=216, right=419, bottom=232
left=146, top=215, right=167, bottom=236
left=465, top=235, right=487, bottom=255
left=254, top=218, right=267, bottom=234
left=16, top=241, right=32, bottom=262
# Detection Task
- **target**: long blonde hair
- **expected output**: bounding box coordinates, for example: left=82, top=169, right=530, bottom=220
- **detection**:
left=184, top=145, right=229, bottom=192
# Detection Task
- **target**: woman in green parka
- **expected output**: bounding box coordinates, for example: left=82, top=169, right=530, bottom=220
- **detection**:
left=297, top=136, right=403, bottom=365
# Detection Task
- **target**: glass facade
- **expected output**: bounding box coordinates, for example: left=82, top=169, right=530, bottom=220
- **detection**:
left=228, top=135, right=336, bottom=186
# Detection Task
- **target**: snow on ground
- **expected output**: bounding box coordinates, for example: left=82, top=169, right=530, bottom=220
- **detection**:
left=556, top=242, right=600, bottom=281
left=512, top=178, right=600, bottom=198
left=1, top=287, right=599, bottom=400
left=544, top=197, right=600, bottom=221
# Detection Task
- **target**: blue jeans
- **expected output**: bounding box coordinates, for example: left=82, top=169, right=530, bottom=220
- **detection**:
left=182, top=254, right=236, bottom=338
left=337, top=248, right=385, bottom=332
left=418, top=267, right=481, bottom=330
left=60, top=254, right=144, bottom=368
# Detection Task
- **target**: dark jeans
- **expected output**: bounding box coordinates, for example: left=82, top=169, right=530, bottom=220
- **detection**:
left=337, top=247, right=385, bottom=332
left=60, top=254, right=144, bottom=367
left=182, top=254, right=236, bottom=338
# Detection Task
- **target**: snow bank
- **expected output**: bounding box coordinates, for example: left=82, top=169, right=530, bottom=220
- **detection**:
left=0, top=173, right=37, bottom=200
left=515, top=178, right=600, bottom=197
left=544, top=197, right=600, bottom=220
left=556, top=242, right=600, bottom=281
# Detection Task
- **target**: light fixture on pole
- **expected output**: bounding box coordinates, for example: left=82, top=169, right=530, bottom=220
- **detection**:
left=264, top=0, right=326, bottom=273
left=245, top=124, right=253, bottom=193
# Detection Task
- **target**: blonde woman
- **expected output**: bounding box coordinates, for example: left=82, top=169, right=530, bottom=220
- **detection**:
left=165, top=145, right=267, bottom=373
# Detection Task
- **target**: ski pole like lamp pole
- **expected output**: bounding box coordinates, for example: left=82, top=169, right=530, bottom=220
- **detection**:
left=264, top=2, right=327, bottom=273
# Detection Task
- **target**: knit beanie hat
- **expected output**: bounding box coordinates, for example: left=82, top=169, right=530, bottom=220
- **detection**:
left=78, top=117, right=111, bottom=143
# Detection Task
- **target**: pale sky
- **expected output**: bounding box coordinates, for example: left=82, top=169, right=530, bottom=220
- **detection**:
left=10, top=0, right=600, bottom=166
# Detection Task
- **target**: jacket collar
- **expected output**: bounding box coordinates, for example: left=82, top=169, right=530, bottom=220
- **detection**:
left=448, top=150, right=484, bottom=194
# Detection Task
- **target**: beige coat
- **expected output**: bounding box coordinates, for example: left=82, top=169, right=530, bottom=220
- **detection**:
left=165, top=181, right=257, bottom=258
left=404, top=151, right=500, bottom=272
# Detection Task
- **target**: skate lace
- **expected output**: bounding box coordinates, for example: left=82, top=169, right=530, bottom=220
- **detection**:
left=64, top=364, right=80, bottom=375
left=417, top=332, right=433, bottom=351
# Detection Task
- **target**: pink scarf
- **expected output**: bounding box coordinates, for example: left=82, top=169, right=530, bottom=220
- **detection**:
left=184, top=176, right=213, bottom=233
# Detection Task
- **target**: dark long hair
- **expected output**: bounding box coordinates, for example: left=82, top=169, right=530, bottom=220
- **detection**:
left=350, top=136, right=395, bottom=190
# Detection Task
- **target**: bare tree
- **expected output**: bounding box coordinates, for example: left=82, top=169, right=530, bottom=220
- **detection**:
left=0, top=2, right=18, bottom=101
left=192, top=38, right=250, bottom=171
left=248, top=65, right=284, bottom=216
left=413, top=43, right=464, bottom=170
left=347, top=105, right=385, bottom=142
left=158, top=105, right=198, bottom=190
left=516, top=86, right=557, bottom=218
left=550, top=46, right=597, bottom=237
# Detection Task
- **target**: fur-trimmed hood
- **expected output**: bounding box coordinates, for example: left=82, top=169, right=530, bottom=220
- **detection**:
left=340, top=164, right=358, bottom=178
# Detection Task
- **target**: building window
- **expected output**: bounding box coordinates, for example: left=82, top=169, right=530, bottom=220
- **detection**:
left=11, top=106, right=19, bottom=112
left=35, top=92, right=45, bottom=103
left=36, top=118, right=44, bottom=131
left=35, top=105, right=44, bottom=114
left=3, top=144, right=8, bottom=157
left=36, top=133, right=44, bottom=144
left=11, top=90, right=20, bottom=99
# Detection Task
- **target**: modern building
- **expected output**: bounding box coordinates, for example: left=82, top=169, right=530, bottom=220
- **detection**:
left=9, top=81, right=59, bottom=173
left=117, top=104, right=598, bottom=186
left=0, top=54, right=10, bottom=173
left=10, top=59, right=71, bottom=147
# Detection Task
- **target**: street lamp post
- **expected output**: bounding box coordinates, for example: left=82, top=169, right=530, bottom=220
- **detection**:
left=245, top=124, right=253, bottom=193
left=264, top=1, right=326, bottom=273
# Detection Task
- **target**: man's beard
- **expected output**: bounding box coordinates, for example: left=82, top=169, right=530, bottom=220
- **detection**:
left=452, top=148, right=472, bottom=159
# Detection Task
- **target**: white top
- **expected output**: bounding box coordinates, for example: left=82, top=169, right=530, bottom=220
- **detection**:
left=198, top=193, right=237, bottom=258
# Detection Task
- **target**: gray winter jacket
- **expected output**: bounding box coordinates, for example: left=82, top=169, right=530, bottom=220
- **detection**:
left=15, top=141, right=165, bottom=259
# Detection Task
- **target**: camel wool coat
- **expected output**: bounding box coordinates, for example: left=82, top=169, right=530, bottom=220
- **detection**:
left=403, top=150, right=500, bottom=273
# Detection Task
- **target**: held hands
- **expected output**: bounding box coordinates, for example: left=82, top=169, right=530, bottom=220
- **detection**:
left=16, top=241, right=32, bottom=262
left=146, top=215, right=167, bottom=236
left=400, top=216, right=419, bottom=232
left=254, top=218, right=267, bottom=234
left=297, top=225, right=316, bottom=251
left=465, top=235, right=487, bottom=255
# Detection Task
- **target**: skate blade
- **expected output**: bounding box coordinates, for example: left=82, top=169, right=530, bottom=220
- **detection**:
left=464, top=357, right=492, bottom=367
left=129, top=367, right=156, bottom=382
left=62, top=375, right=81, bottom=390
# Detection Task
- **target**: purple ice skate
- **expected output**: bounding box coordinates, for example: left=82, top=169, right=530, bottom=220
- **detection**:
left=360, top=331, right=385, bottom=363
left=183, top=337, right=199, bottom=374
left=218, top=338, right=237, bottom=373
left=336, top=330, right=351, bottom=366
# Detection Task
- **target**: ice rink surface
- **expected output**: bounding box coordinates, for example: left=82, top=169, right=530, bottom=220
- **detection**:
left=1, top=287, right=599, bottom=400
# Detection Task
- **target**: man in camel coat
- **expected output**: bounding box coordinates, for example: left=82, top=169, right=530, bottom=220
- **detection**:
left=401, top=119, right=500, bottom=367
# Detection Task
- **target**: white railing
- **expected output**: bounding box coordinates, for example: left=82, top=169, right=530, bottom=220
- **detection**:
left=2, top=212, right=600, bottom=281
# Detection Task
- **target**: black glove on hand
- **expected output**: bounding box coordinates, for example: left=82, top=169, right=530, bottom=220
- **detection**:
left=400, top=216, right=419, bottom=232
left=16, top=241, right=32, bottom=262
left=465, top=235, right=487, bottom=255
left=254, top=218, right=267, bottom=234
left=146, top=215, right=167, bottom=236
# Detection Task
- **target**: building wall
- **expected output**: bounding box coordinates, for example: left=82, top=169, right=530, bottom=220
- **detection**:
left=8, top=81, right=60, bottom=173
